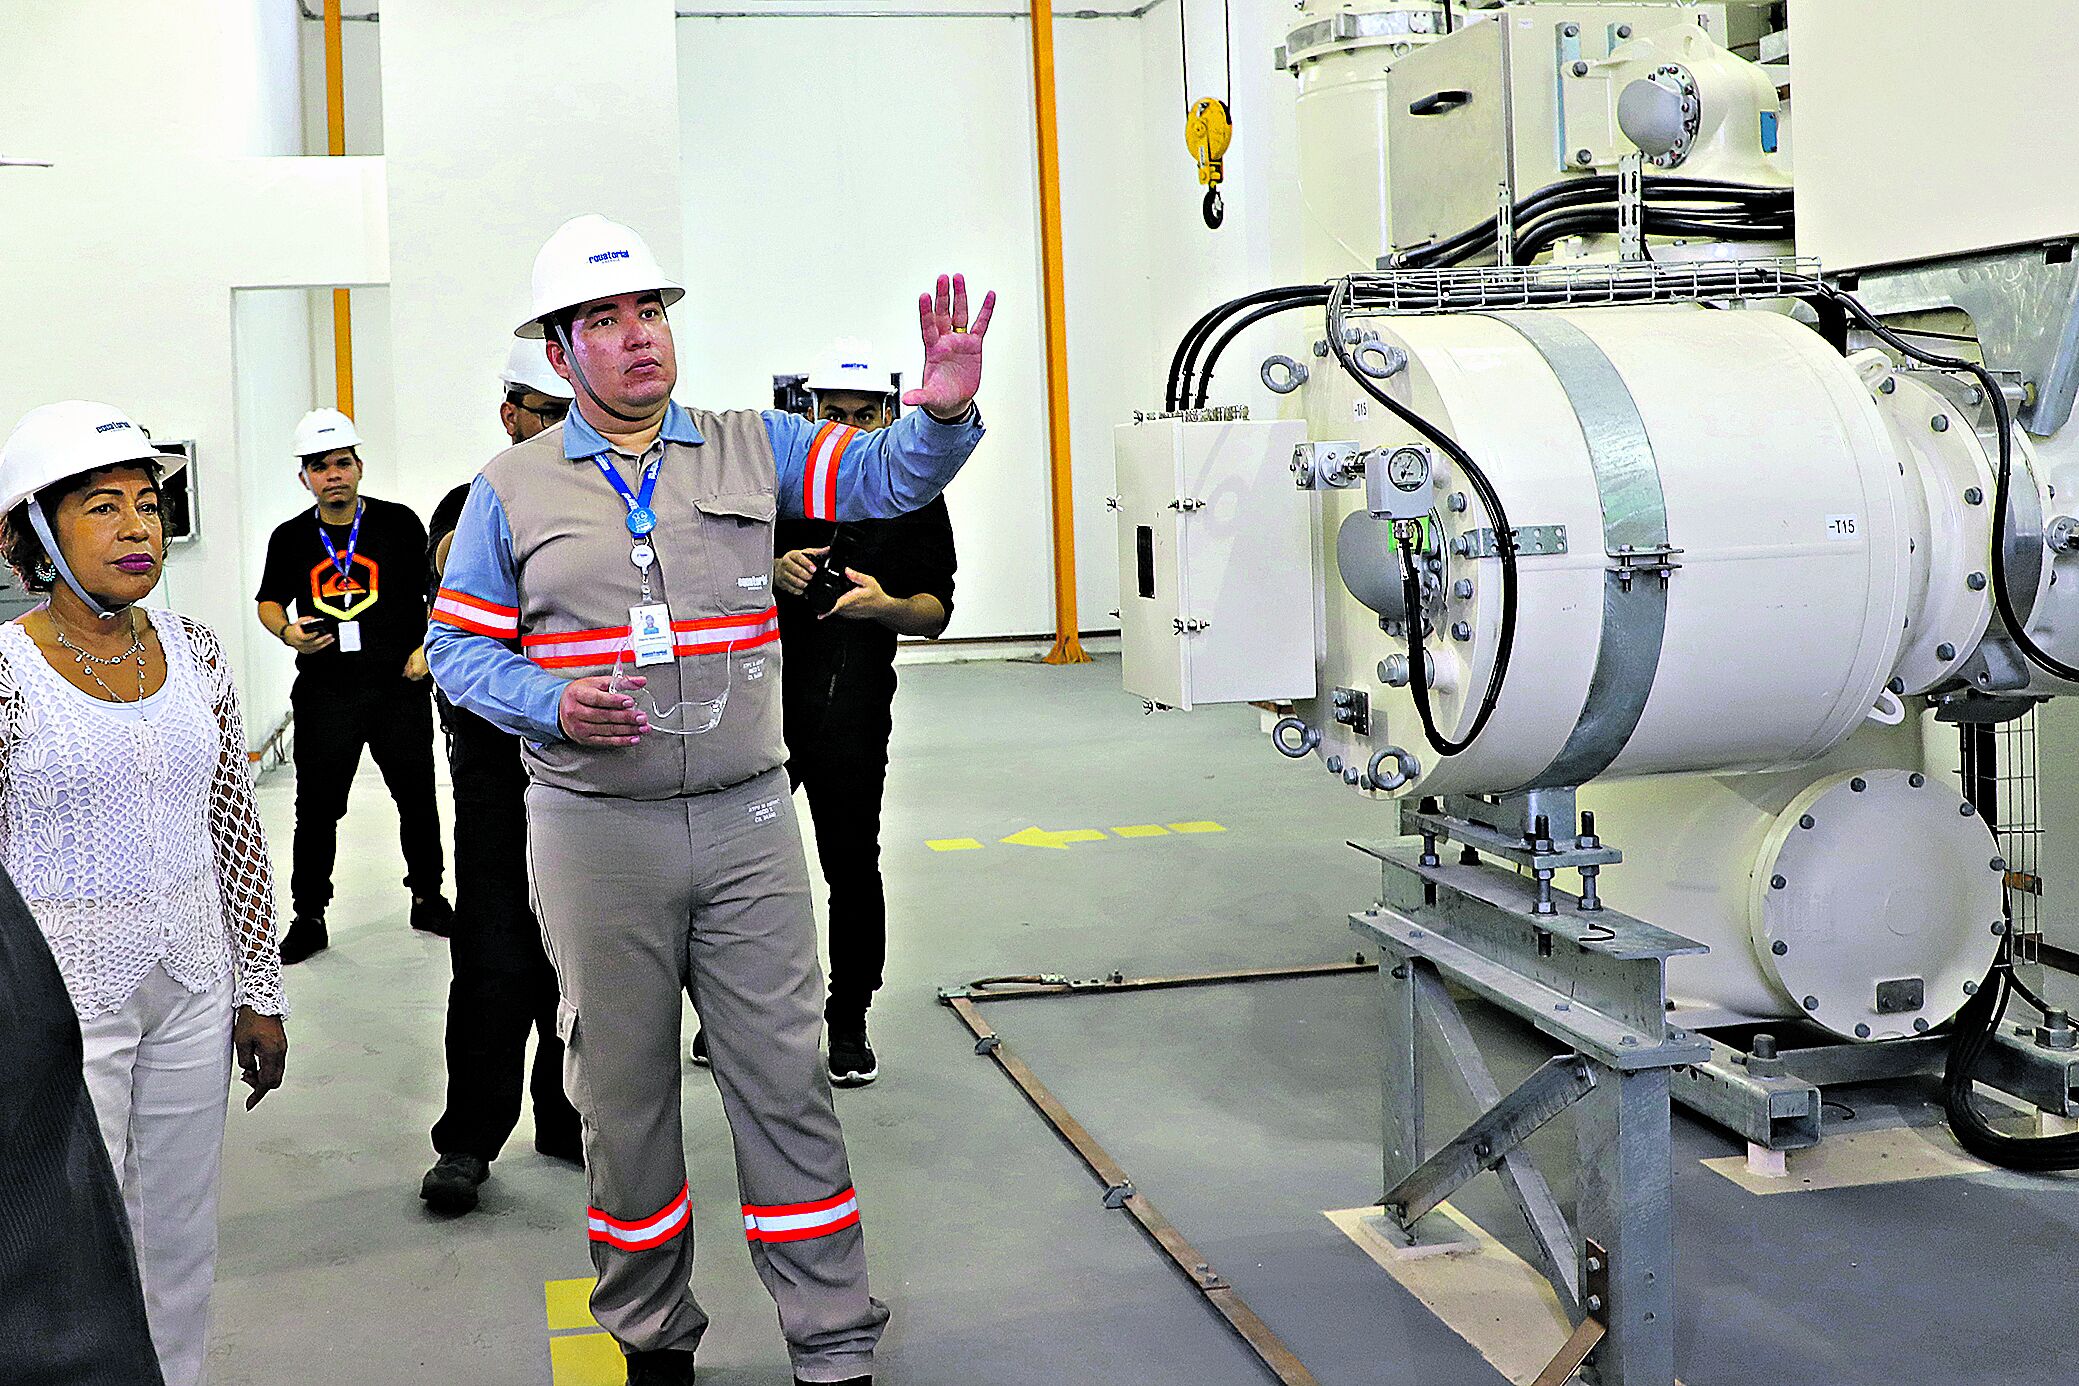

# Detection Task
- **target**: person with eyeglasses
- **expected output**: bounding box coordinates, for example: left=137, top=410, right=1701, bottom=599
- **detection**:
left=425, top=214, right=992, bottom=1386
left=416, top=340, right=583, bottom=1215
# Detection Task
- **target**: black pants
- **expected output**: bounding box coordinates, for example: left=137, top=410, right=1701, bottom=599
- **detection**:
left=290, top=676, right=445, bottom=919
left=431, top=710, right=577, bottom=1161
left=790, top=748, right=890, bottom=1027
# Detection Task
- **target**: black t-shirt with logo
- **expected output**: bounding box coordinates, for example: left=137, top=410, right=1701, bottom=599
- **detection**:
left=256, top=496, right=431, bottom=690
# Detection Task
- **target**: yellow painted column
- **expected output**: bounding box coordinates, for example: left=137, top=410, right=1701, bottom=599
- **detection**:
left=1030, top=0, right=1090, bottom=664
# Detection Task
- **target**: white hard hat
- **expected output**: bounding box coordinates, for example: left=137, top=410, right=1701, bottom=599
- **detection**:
left=0, top=401, right=185, bottom=518
left=291, top=407, right=364, bottom=459
left=807, top=339, right=898, bottom=398
left=500, top=339, right=575, bottom=400
left=517, top=213, right=684, bottom=339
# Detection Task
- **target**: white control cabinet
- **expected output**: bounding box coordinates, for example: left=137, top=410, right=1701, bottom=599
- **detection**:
left=1112, top=416, right=1316, bottom=709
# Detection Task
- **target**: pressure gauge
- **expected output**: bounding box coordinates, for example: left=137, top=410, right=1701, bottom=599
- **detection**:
left=1387, top=447, right=1432, bottom=492
left=1366, top=444, right=1436, bottom=520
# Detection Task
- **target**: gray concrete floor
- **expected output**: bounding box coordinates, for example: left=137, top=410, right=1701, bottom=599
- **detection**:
left=212, top=656, right=2079, bottom=1385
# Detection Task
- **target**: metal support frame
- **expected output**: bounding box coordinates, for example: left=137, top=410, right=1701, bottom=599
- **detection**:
left=1354, top=802, right=1705, bottom=1386
left=1672, top=1021, right=2079, bottom=1152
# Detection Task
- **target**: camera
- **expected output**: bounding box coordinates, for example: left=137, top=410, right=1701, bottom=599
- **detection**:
left=798, top=535, right=859, bottom=617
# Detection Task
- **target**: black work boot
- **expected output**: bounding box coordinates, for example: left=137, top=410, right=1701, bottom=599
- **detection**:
left=279, top=915, right=328, bottom=965
left=626, top=1348, right=696, bottom=1384
left=411, top=894, right=455, bottom=937
left=419, top=1153, right=489, bottom=1215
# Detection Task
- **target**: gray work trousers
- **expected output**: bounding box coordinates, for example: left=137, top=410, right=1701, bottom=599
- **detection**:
left=527, top=769, right=887, bottom=1382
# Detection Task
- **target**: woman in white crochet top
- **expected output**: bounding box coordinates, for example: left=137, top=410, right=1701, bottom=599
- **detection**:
left=0, top=402, right=289, bottom=1386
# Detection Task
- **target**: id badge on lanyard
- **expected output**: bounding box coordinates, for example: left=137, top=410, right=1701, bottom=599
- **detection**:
left=598, top=457, right=674, bottom=666
left=628, top=602, right=674, bottom=667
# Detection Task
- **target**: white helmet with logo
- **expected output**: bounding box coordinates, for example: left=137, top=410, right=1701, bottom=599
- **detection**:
left=291, top=407, right=364, bottom=460
left=807, top=339, right=898, bottom=399
left=0, top=401, right=183, bottom=519
left=518, top=213, right=684, bottom=340
left=500, top=339, right=575, bottom=400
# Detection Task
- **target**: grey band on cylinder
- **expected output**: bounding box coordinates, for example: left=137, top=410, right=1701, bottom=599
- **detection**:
left=1488, top=312, right=1671, bottom=790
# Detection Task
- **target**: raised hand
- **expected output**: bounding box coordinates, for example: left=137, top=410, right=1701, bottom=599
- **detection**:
left=904, top=273, right=997, bottom=421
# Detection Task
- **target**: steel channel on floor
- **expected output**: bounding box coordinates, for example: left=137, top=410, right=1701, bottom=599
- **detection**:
left=939, top=959, right=1378, bottom=1386
left=1353, top=824, right=1708, bottom=1386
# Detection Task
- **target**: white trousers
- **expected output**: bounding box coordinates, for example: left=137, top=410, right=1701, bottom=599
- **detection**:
left=78, top=964, right=234, bottom=1386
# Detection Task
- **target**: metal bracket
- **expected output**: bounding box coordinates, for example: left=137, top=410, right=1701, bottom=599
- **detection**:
left=1168, top=496, right=1207, bottom=512
left=1330, top=686, right=1371, bottom=736
left=1608, top=542, right=1684, bottom=588
left=1461, top=523, right=1569, bottom=558
left=1617, top=153, right=1645, bottom=261
left=973, top=1034, right=1000, bottom=1056
left=1497, top=179, right=1517, bottom=267
left=1529, top=1242, right=1610, bottom=1386
left=1291, top=439, right=1364, bottom=491
left=1102, top=1181, right=1136, bottom=1209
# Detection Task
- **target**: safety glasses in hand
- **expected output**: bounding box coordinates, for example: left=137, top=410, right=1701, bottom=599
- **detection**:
left=607, top=640, right=735, bottom=736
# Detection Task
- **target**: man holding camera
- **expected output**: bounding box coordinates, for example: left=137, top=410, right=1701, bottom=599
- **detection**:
left=763, top=341, right=957, bottom=1087
left=256, top=409, right=451, bottom=964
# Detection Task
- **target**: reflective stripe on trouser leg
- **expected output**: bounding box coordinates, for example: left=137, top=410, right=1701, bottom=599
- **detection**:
left=525, top=785, right=708, bottom=1355
left=685, top=772, right=888, bottom=1383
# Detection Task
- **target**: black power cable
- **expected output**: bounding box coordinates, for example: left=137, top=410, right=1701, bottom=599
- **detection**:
left=1194, top=292, right=1330, bottom=406
left=1325, top=280, right=1518, bottom=757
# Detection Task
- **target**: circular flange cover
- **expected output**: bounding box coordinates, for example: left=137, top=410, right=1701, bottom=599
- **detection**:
left=1749, top=768, right=2004, bottom=1041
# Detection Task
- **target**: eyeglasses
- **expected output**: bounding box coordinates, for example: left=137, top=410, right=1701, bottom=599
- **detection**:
left=520, top=399, right=570, bottom=423
left=607, top=641, right=734, bottom=736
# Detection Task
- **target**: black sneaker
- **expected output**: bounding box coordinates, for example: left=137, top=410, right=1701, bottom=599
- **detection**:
left=827, top=1025, right=878, bottom=1088
left=279, top=915, right=329, bottom=965
left=626, top=1348, right=696, bottom=1384
left=419, top=1153, right=490, bottom=1215
left=688, top=1029, right=710, bottom=1067
left=411, top=894, right=455, bottom=937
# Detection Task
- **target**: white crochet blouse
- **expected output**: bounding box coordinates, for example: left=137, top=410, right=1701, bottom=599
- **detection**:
left=0, top=613, right=287, bottom=1021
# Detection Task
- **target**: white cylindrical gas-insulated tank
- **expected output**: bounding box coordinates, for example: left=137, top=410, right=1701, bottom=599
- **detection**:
left=1306, top=305, right=2008, bottom=799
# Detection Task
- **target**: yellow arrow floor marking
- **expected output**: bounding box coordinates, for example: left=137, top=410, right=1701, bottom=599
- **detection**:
left=926, top=837, right=986, bottom=852
left=1112, top=824, right=1170, bottom=838
left=1000, top=825, right=1108, bottom=850
left=1167, top=821, right=1226, bottom=834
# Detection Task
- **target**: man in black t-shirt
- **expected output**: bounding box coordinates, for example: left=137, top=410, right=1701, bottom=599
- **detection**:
left=415, top=345, right=583, bottom=1217
left=737, top=343, right=956, bottom=1088
left=255, top=408, right=451, bottom=965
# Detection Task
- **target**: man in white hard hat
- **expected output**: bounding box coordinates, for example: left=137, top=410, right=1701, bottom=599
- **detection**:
left=418, top=341, right=582, bottom=1215
left=737, top=340, right=955, bottom=1089
left=256, top=409, right=452, bottom=964
left=426, top=213, right=994, bottom=1386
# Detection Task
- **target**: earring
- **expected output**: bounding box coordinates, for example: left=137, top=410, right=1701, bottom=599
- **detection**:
left=33, top=561, right=56, bottom=586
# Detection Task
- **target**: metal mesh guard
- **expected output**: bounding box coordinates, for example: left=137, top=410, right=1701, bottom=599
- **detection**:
left=1340, top=256, right=1825, bottom=315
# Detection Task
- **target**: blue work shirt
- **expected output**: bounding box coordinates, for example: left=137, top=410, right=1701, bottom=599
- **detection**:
left=426, top=398, right=982, bottom=743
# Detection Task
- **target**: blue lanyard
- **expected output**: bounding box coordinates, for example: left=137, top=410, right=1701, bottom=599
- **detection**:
left=592, top=455, right=662, bottom=536
left=317, top=502, right=365, bottom=590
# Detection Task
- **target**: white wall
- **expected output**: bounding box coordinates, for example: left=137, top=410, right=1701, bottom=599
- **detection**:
left=379, top=0, right=685, bottom=525
left=675, top=12, right=1149, bottom=638
left=297, top=1, right=1303, bottom=641
left=0, top=2, right=388, bottom=739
